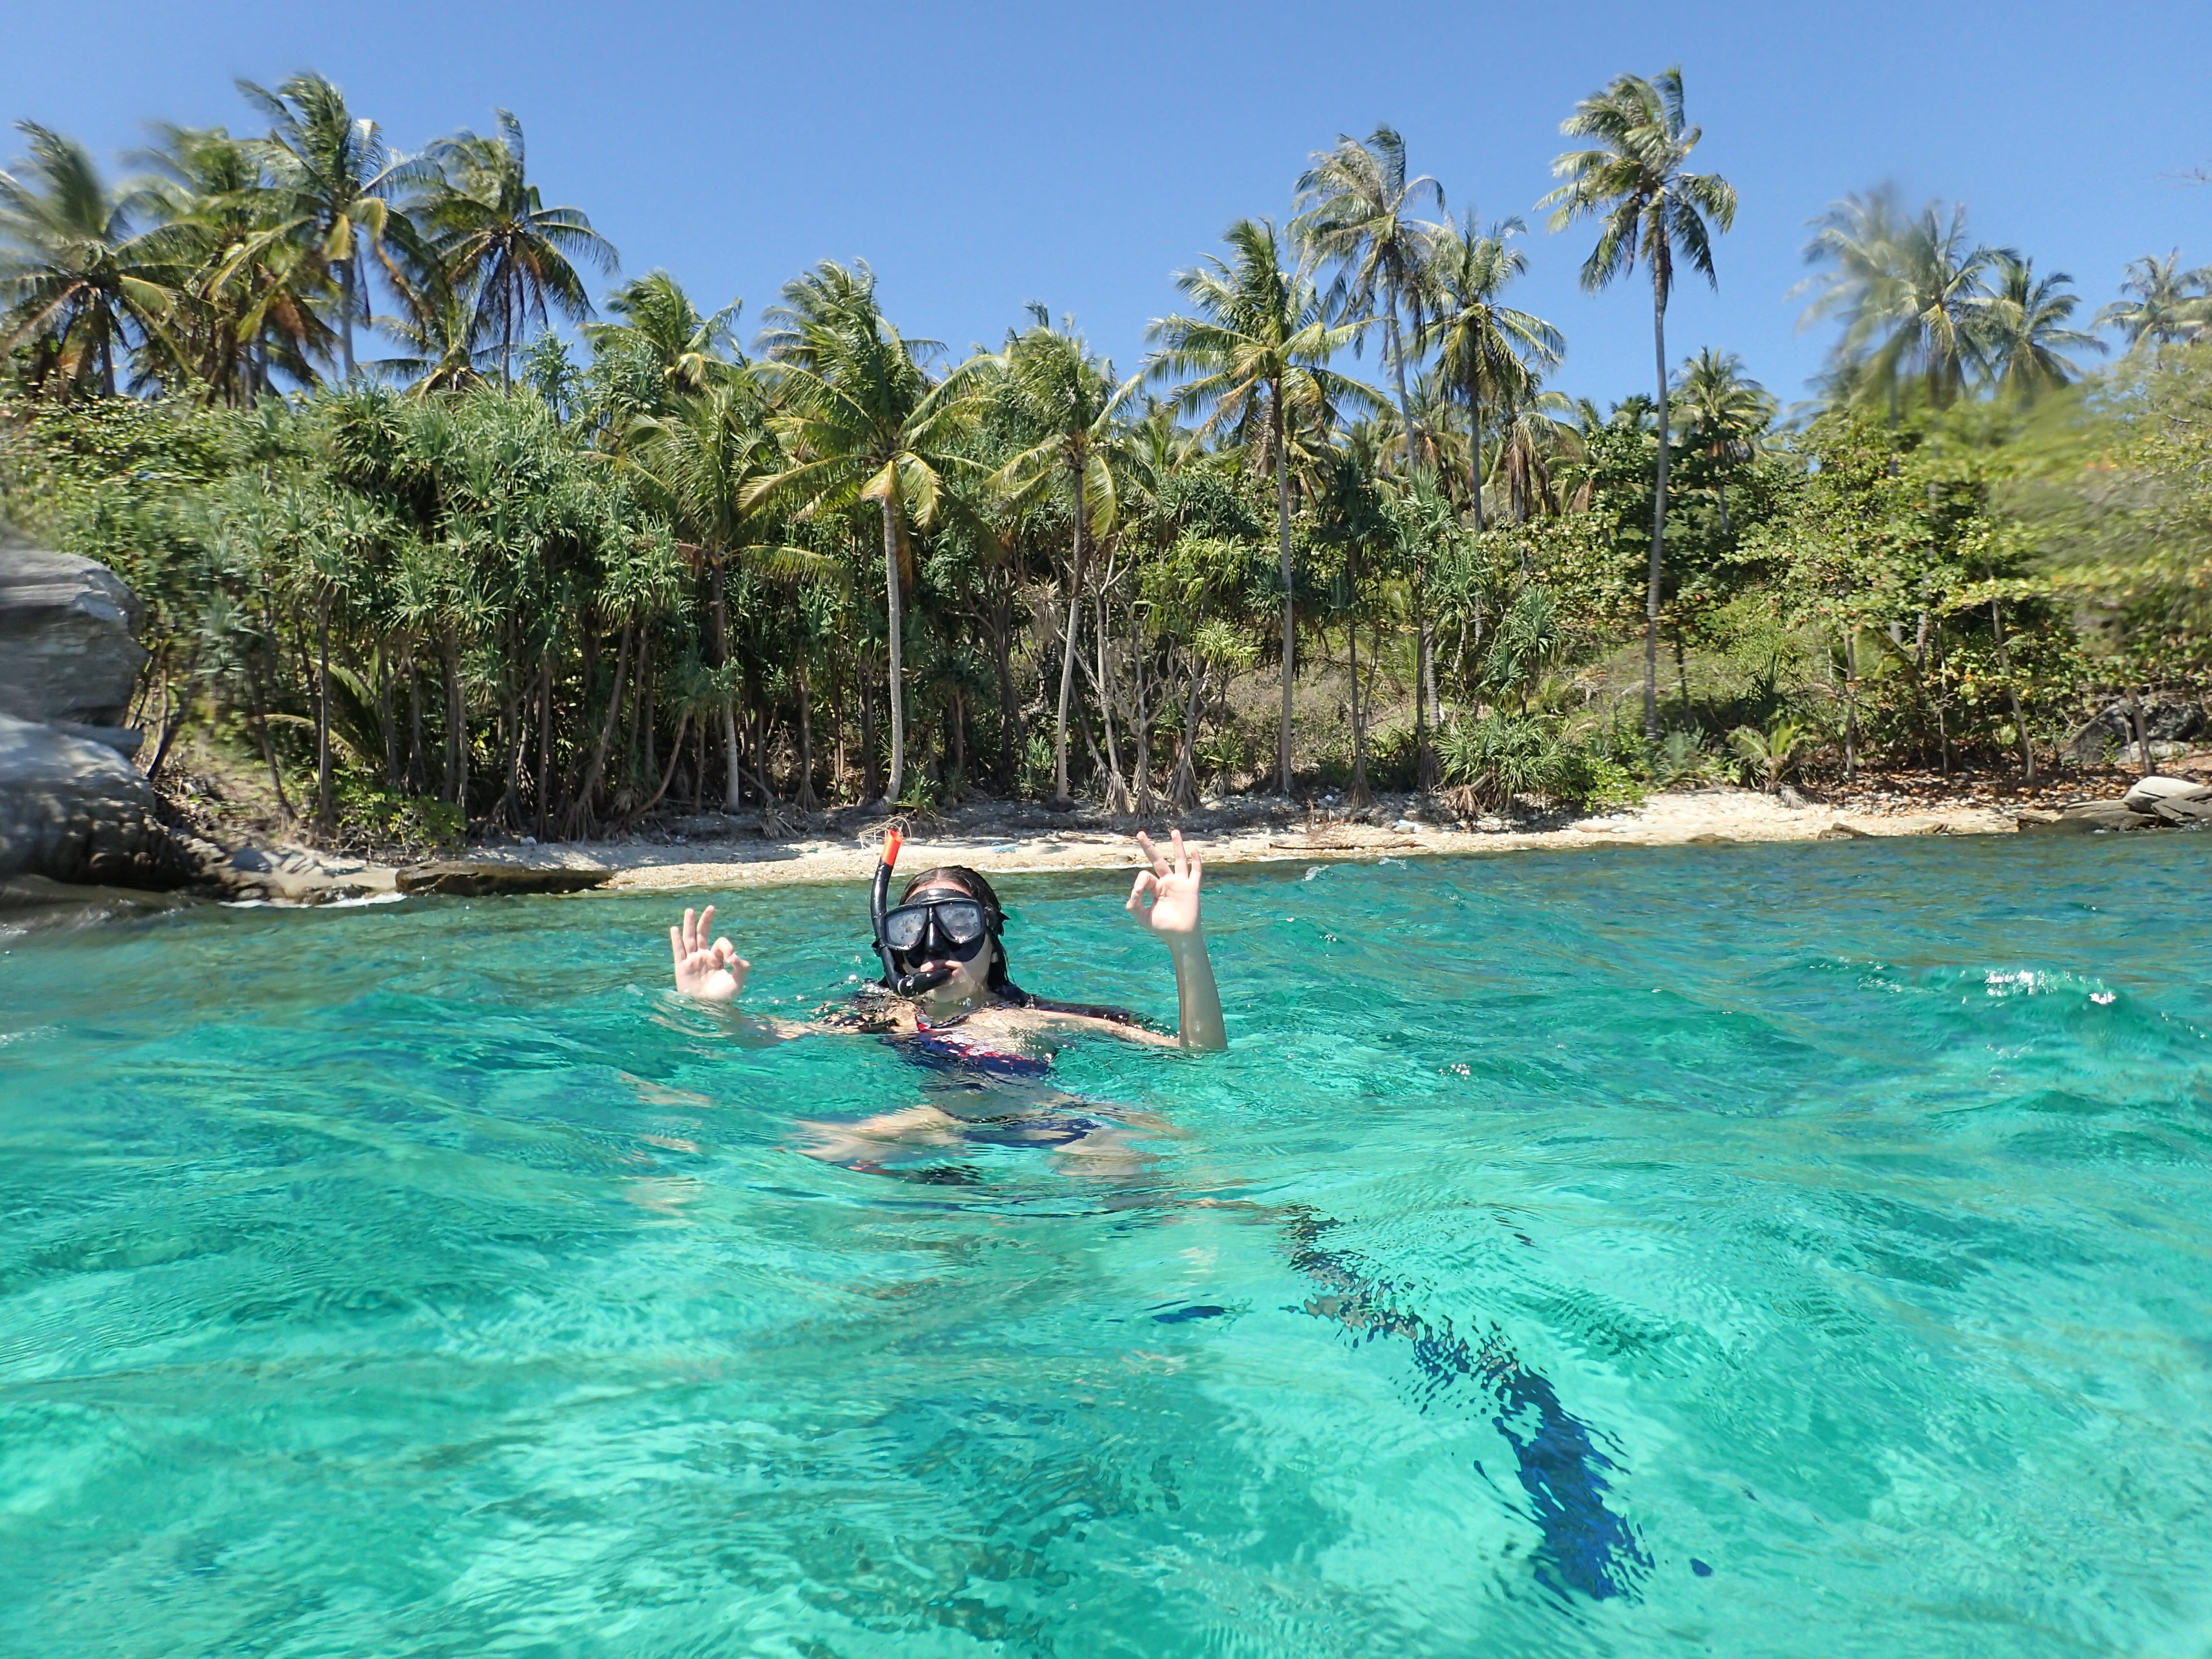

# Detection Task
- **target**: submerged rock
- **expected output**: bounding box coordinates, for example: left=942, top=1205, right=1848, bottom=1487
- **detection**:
left=0, top=872, right=195, bottom=933
left=0, top=714, right=183, bottom=886
left=395, top=861, right=615, bottom=896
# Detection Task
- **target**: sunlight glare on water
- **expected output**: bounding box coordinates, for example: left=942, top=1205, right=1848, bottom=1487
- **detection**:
left=4, top=834, right=2212, bottom=1658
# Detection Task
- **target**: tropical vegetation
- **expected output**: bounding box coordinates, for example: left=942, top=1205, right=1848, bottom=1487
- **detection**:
left=2, top=69, right=2206, bottom=849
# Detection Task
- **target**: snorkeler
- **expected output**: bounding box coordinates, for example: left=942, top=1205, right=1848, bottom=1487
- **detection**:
left=669, top=828, right=1226, bottom=1056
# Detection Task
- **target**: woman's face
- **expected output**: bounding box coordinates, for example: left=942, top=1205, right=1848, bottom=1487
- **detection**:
left=900, top=877, right=997, bottom=1012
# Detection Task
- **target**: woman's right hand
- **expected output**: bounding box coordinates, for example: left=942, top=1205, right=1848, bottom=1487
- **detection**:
left=671, top=905, right=748, bottom=1001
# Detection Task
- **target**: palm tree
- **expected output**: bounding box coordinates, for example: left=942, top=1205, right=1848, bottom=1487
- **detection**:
left=987, top=318, right=1143, bottom=806
left=237, top=72, right=424, bottom=381
left=1541, top=68, right=1736, bottom=740
left=1146, top=219, right=1372, bottom=793
left=1671, top=348, right=1773, bottom=533
left=587, top=270, right=743, bottom=400
left=135, top=123, right=338, bottom=403
left=747, top=260, right=987, bottom=806
left=1292, top=125, right=1441, bottom=467
left=1978, top=255, right=2102, bottom=404
left=1801, top=189, right=1996, bottom=411
left=2095, top=252, right=2210, bottom=350
left=0, top=123, right=179, bottom=396
left=419, top=110, right=615, bottom=385
left=1419, top=211, right=1562, bottom=530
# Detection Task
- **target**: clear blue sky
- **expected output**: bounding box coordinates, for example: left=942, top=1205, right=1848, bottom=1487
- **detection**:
left=6, top=0, right=2208, bottom=408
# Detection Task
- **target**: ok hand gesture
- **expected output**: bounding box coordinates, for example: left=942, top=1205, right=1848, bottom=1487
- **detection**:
left=1127, top=830, right=1205, bottom=946
left=670, top=904, right=748, bottom=1001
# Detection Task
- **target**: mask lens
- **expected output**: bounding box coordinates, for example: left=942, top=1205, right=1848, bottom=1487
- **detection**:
left=882, top=906, right=929, bottom=951
left=933, top=901, right=986, bottom=945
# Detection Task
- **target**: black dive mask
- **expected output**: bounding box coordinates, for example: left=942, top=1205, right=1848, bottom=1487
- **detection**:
left=869, top=831, right=997, bottom=998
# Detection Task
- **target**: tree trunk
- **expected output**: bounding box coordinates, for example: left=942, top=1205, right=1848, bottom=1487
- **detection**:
left=1386, top=289, right=1417, bottom=469
left=1052, top=496, right=1090, bottom=805
left=1467, top=383, right=1486, bottom=531
left=2125, top=686, right=2152, bottom=778
left=625, top=709, right=689, bottom=827
left=1348, top=591, right=1370, bottom=806
left=1645, top=278, right=1671, bottom=742
left=1170, top=650, right=1206, bottom=808
left=406, top=648, right=425, bottom=795
left=378, top=642, right=399, bottom=789
left=709, top=555, right=743, bottom=812
left=533, top=656, right=554, bottom=839
left=245, top=653, right=295, bottom=824
left=991, top=590, right=1018, bottom=788
left=1988, top=589, right=2036, bottom=781
left=1095, top=585, right=1129, bottom=814
left=443, top=630, right=468, bottom=813
left=859, top=670, right=880, bottom=804
left=340, top=254, right=357, bottom=381
left=1842, top=627, right=1860, bottom=783
left=570, top=621, right=632, bottom=835
left=880, top=497, right=906, bottom=806
left=1414, top=576, right=1434, bottom=792
left=315, top=597, right=333, bottom=831
left=1273, top=384, right=1296, bottom=795
left=795, top=657, right=819, bottom=812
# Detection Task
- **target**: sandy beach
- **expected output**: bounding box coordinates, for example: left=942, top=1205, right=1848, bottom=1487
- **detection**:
left=461, top=786, right=2025, bottom=895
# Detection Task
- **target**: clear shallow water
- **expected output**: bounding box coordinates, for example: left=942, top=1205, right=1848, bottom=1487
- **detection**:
left=5, top=836, right=2212, bottom=1659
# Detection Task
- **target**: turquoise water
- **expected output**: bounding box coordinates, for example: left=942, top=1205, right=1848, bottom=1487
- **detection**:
left=5, top=837, right=2212, bottom=1658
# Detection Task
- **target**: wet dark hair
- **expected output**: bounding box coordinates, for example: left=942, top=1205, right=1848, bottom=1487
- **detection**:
left=894, top=865, right=1147, bottom=1028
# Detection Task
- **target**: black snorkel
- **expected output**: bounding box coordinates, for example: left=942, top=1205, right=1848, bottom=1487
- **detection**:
left=871, top=828, right=955, bottom=998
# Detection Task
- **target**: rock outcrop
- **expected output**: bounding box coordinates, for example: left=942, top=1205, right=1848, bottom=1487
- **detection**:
left=395, top=861, right=615, bottom=896
left=0, top=546, right=183, bottom=890
left=0, top=547, right=148, bottom=749
left=2061, top=698, right=2207, bottom=766
left=0, top=713, right=181, bottom=885
left=2017, top=776, right=2212, bottom=835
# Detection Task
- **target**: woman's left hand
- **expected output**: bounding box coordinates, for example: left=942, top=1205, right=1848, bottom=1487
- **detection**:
left=1127, top=830, right=1204, bottom=945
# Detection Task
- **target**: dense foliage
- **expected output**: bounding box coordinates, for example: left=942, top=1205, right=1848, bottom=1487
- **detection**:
left=2, top=72, right=2207, bottom=843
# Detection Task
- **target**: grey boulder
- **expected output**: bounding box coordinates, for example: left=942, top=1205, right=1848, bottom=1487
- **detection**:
left=0, top=548, right=147, bottom=730
left=0, top=713, right=181, bottom=886
left=2120, top=775, right=2212, bottom=813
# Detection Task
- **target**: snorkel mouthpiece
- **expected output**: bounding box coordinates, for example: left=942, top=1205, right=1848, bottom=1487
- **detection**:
left=872, top=828, right=954, bottom=997
left=893, top=963, right=955, bottom=996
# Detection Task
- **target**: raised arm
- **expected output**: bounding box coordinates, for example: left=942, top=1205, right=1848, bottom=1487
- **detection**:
left=1126, top=830, right=1227, bottom=1051
left=670, top=905, right=749, bottom=1002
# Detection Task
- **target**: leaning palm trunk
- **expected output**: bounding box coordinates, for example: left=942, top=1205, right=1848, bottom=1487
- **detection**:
left=879, top=497, right=906, bottom=806
left=1052, top=507, right=1091, bottom=805
left=1273, top=386, right=1296, bottom=795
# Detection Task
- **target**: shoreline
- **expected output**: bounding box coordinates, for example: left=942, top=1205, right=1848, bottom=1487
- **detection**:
left=474, top=787, right=2025, bottom=896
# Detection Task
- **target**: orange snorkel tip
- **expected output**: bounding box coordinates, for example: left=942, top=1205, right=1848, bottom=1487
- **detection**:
left=881, top=826, right=903, bottom=870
